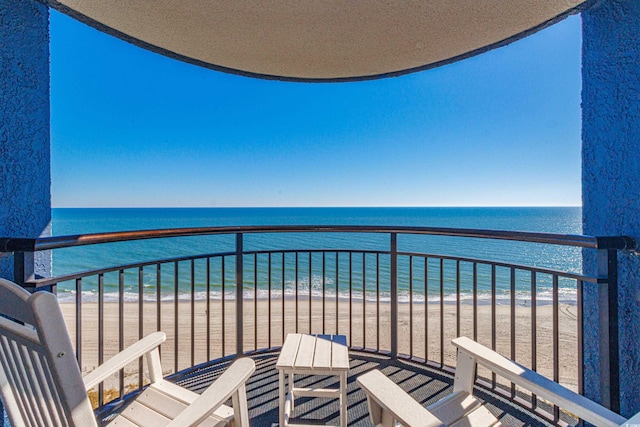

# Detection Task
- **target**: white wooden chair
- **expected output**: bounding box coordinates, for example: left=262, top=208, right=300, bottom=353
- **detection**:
left=357, top=336, right=629, bottom=427
left=0, top=278, right=255, bottom=427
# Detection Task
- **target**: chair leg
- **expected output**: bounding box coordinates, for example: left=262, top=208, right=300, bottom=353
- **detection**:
left=367, top=398, right=396, bottom=427
left=231, top=383, right=250, bottom=427
left=279, top=370, right=284, bottom=427
left=368, top=398, right=383, bottom=425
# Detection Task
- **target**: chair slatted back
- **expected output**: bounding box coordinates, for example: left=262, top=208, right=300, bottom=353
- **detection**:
left=0, top=279, right=97, bottom=427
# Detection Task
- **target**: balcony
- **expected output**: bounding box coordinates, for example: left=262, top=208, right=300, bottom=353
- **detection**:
left=0, top=226, right=633, bottom=426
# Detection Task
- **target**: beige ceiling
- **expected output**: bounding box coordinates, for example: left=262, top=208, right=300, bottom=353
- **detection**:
left=49, top=0, right=588, bottom=81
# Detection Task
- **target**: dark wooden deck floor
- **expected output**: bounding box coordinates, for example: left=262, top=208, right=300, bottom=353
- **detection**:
left=168, top=351, right=565, bottom=427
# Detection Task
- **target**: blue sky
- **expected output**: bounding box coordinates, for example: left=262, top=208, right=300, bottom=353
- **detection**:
left=50, top=10, right=582, bottom=208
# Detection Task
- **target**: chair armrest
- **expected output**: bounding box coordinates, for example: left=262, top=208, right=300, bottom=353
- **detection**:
left=622, top=411, right=640, bottom=426
left=83, top=331, right=166, bottom=390
left=357, top=369, right=445, bottom=427
left=166, top=358, right=256, bottom=427
left=452, top=337, right=626, bottom=427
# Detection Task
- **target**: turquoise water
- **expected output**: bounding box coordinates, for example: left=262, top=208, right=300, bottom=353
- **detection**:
left=51, top=207, right=583, bottom=304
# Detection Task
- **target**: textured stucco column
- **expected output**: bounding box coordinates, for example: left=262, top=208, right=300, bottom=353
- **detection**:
left=0, top=0, right=51, bottom=281
left=582, top=0, right=640, bottom=417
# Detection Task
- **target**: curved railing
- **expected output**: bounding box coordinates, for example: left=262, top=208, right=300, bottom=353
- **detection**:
left=0, top=226, right=634, bottom=424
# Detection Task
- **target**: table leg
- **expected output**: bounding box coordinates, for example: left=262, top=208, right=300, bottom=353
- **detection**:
left=340, top=371, right=347, bottom=427
left=279, top=369, right=285, bottom=427
left=289, top=373, right=295, bottom=412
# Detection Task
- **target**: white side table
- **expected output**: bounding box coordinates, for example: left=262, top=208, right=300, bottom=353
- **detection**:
left=276, top=334, right=349, bottom=427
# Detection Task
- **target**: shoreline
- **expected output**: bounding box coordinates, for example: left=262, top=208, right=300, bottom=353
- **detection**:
left=56, top=290, right=579, bottom=307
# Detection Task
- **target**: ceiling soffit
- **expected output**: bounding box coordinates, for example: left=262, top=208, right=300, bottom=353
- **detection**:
left=47, top=0, right=590, bottom=82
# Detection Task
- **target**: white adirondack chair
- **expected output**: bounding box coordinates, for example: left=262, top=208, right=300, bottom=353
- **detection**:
left=357, top=336, right=629, bottom=427
left=0, top=278, right=255, bottom=427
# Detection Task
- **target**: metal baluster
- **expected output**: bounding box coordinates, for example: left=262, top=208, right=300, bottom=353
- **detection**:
left=456, top=260, right=460, bottom=339
left=349, top=252, right=353, bottom=346
left=491, top=264, right=497, bottom=388
left=206, top=258, right=211, bottom=361
left=309, top=252, right=312, bottom=334
left=222, top=257, right=226, bottom=356
left=322, top=252, right=326, bottom=335
left=235, top=233, right=244, bottom=355
left=439, top=258, right=444, bottom=367
left=268, top=252, right=272, bottom=348
left=376, top=253, right=380, bottom=352
left=577, top=279, right=584, bottom=396
left=409, top=256, right=413, bottom=358
left=336, top=252, right=339, bottom=335
left=510, top=267, right=516, bottom=398
left=119, top=269, right=125, bottom=396
left=577, top=278, right=586, bottom=427
left=75, top=278, right=82, bottom=368
left=531, top=271, right=537, bottom=410
left=98, top=274, right=104, bottom=407
left=156, top=263, right=161, bottom=336
left=254, top=253, right=258, bottom=351
left=473, top=263, right=478, bottom=342
left=138, top=266, right=144, bottom=388
left=425, top=257, right=429, bottom=362
left=363, top=253, right=367, bottom=349
left=390, top=234, right=398, bottom=359
left=553, top=274, right=560, bottom=423
left=190, top=260, right=195, bottom=367
left=282, top=252, right=285, bottom=343
left=295, top=252, right=299, bottom=333
left=174, top=262, right=179, bottom=373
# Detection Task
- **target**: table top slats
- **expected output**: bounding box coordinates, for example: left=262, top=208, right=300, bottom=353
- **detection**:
left=293, top=334, right=317, bottom=369
left=277, top=333, right=349, bottom=372
left=331, top=335, right=349, bottom=369
left=277, top=333, right=302, bottom=368
left=312, top=335, right=333, bottom=370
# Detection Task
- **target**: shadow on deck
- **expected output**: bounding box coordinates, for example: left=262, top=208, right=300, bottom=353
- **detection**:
left=165, top=351, right=566, bottom=427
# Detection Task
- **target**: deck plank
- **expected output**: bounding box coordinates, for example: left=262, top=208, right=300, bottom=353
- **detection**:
left=102, top=352, right=564, bottom=427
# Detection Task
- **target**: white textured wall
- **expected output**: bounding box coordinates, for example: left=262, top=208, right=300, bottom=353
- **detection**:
left=0, top=0, right=51, bottom=280
left=582, top=0, right=640, bottom=417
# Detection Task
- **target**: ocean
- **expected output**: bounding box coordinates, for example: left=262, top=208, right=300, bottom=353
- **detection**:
left=51, top=207, right=582, bottom=304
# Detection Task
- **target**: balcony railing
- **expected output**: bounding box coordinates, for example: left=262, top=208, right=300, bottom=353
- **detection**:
left=0, top=226, right=635, bottom=425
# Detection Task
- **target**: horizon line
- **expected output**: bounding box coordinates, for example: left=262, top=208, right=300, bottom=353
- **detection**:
left=51, top=205, right=582, bottom=209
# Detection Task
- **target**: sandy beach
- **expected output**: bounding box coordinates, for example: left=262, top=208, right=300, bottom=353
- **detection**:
left=61, top=296, right=580, bottom=396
